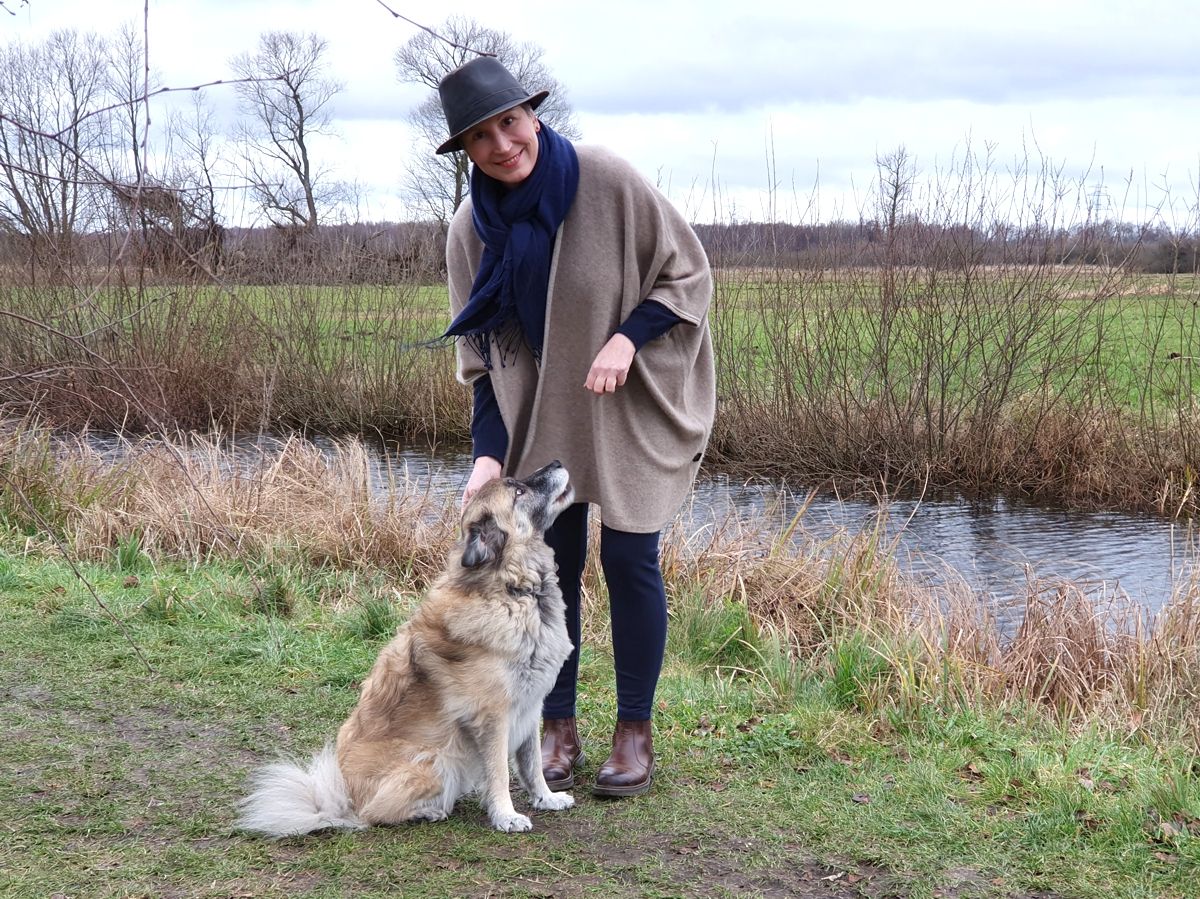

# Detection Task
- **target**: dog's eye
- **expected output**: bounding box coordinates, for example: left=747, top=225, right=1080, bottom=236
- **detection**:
left=514, top=487, right=525, bottom=497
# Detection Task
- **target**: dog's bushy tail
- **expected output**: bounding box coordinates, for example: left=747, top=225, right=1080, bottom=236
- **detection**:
left=237, top=743, right=365, bottom=837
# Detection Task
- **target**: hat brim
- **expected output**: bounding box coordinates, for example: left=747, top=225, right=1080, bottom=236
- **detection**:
left=435, top=90, right=550, bottom=155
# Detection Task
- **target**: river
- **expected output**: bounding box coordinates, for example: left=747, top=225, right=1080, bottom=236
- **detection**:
left=82, top=431, right=1197, bottom=627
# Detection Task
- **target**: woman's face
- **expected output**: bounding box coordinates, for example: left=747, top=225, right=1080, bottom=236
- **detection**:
left=462, top=105, right=540, bottom=186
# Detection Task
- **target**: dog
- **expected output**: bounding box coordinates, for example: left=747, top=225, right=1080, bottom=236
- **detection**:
left=237, top=461, right=576, bottom=836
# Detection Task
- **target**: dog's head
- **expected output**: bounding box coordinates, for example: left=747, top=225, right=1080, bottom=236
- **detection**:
left=460, top=461, right=574, bottom=569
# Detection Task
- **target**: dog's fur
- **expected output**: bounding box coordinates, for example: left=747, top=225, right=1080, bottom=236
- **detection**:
left=237, top=462, right=576, bottom=836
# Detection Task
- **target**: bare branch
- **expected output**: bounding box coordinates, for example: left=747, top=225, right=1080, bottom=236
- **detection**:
left=373, top=0, right=496, bottom=57
left=231, top=31, right=342, bottom=233
left=57, top=75, right=287, bottom=140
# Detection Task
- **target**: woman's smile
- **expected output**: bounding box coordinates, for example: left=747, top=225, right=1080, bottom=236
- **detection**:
left=464, top=105, right=540, bottom=185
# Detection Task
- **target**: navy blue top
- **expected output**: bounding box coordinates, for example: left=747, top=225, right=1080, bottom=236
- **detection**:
left=471, top=299, right=683, bottom=461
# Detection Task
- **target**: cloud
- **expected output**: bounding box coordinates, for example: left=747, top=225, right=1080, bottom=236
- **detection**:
left=567, top=17, right=1200, bottom=116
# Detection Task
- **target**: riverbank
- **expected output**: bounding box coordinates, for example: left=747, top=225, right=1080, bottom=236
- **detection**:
left=4, top=427, right=1199, bottom=745
left=2, top=517, right=1198, bottom=897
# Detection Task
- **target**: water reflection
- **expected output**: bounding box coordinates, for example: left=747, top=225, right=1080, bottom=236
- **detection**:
left=684, top=471, right=1195, bottom=617
left=79, top=431, right=1197, bottom=617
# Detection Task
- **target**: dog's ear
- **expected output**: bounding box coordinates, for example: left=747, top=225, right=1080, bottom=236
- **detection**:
left=462, top=514, right=507, bottom=569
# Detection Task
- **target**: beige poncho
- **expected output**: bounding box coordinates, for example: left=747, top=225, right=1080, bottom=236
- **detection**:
left=447, top=144, right=715, bottom=533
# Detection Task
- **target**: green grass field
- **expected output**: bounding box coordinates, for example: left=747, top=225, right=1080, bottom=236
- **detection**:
left=2, top=536, right=1197, bottom=898
left=708, top=269, right=1200, bottom=407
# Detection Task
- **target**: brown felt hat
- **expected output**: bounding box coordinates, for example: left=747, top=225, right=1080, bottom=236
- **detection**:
left=436, top=56, right=549, bottom=155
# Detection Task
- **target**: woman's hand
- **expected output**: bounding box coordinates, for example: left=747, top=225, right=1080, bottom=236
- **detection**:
left=584, top=333, right=636, bottom=395
left=462, top=455, right=503, bottom=507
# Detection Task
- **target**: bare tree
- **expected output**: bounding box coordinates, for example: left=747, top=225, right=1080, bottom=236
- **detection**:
left=0, top=29, right=111, bottom=267
left=394, top=16, right=581, bottom=224
left=102, top=22, right=166, bottom=264
left=162, top=93, right=227, bottom=273
left=875, top=146, right=917, bottom=304
left=169, top=94, right=223, bottom=228
left=230, top=31, right=342, bottom=235
left=103, top=23, right=157, bottom=187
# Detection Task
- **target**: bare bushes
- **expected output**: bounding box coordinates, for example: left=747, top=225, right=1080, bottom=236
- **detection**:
left=0, top=280, right=467, bottom=438
left=705, top=146, right=1200, bottom=514
left=0, top=284, right=264, bottom=430
left=249, top=282, right=464, bottom=435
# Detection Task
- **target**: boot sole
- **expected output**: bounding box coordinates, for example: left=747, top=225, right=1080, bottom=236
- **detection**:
left=591, top=764, right=655, bottom=798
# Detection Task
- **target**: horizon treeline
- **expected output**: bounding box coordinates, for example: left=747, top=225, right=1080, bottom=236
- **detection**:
left=1, top=215, right=1195, bottom=287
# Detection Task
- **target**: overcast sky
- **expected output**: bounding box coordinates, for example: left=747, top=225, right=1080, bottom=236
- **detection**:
left=6, top=0, right=1199, bottom=226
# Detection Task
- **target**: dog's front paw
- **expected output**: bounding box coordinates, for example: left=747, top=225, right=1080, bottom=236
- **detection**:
left=532, top=791, right=575, bottom=811
left=491, top=811, right=533, bottom=833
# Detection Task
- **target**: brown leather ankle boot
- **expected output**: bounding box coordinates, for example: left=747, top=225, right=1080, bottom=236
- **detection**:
left=541, top=717, right=585, bottom=791
left=592, top=719, right=655, bottom=797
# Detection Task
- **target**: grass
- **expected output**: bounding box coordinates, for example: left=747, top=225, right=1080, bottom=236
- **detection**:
left=2, top=429, right=1200, bottom=895
left=1, top=537, right=1198, bottom=898
left=3, top=426, right=1197, bottom=747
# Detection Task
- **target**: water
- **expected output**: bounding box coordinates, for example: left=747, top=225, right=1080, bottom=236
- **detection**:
left=79, top=431, right=1196, bottom=620
left=694, top=471, right=1194, bottom=624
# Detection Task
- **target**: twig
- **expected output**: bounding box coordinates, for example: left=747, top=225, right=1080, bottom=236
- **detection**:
left=373, top=0, right=496, bottom=57
left=0, top=309, right=116, bottom=367
left=51, top=75, right=288, bottom=139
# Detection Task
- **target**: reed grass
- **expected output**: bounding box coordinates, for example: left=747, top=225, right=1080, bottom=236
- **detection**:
left=5, top=427, right=1198, bottom=749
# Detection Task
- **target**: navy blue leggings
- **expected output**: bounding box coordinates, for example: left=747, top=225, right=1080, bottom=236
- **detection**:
left=541, top=503, right=667, bottom=722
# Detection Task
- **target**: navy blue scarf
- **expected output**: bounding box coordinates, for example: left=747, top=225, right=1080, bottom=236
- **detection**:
left=442, top=123, right=579, bottom=368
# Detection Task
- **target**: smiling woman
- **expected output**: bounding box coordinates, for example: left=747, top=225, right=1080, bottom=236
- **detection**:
left=434, top=55, right=716, bottom=801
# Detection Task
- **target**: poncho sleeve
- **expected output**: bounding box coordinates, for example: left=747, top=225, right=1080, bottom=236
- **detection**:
left=445, top=200, right=488, bottom=386
left=630, top=170, right=712, bottom=328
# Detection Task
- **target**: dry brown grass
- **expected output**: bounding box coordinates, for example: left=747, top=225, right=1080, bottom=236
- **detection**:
left=6, top=428, right=1199, bottom=745
left=656, top=489, right=1200, bottom=743
left=58, top=434, right=459, bottom=585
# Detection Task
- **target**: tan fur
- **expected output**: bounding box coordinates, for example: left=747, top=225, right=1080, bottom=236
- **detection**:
left=238, top=464, right=576, bottom=836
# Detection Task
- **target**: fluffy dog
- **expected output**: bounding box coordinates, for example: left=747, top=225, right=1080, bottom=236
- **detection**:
left=237, top=461, right=576, bottom=836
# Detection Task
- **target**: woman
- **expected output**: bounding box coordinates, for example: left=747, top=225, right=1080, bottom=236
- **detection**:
left=437, top=56, right=714, bottom=797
